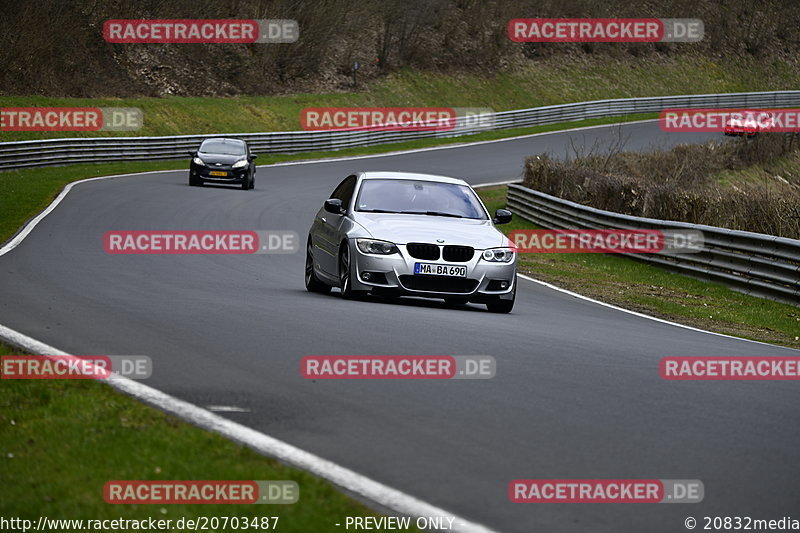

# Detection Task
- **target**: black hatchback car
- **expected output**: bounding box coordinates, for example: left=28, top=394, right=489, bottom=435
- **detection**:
left=189, top=138, right=257, bottom=190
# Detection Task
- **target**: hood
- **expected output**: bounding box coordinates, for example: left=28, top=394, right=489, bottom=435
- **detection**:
left=197, top=152, right=246, bottom=166
left=351, top=212, right=508, bottom=249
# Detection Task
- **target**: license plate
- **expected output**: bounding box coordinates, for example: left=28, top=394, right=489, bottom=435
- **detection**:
left=209, top=170, right=228, bottom=176
left=414, top=263, right=467, bottom=277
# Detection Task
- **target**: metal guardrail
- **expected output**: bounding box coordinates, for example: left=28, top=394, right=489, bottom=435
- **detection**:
left=506, top=184, right=800, bottom=305
left=2, top=91, right=800, bottom=170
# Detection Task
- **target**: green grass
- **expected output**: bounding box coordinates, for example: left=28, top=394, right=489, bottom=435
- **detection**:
left=477, top=186, right=800, bottom=349
left=0, top=114, right=653, bottom=245
left=0, top=342, right=414, bottom=529
left=2, top=54, right=800, bottom=141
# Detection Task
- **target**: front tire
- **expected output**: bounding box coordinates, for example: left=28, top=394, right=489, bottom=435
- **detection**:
left=189, top=174, right=201, bottom=186
left=339, top=242, right=364, bottom=300
left=305, top=240, right=331, bottom=294
left=486, top=285, right=515, bottom=313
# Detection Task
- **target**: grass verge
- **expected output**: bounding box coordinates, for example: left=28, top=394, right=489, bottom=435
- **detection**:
left=477, top=186, right=800, bottom=349
left=0, top=114, right=653, bottom=245
left=0, top=342, right=413, bottom=530
left=2, top=54, right=799, bottom=141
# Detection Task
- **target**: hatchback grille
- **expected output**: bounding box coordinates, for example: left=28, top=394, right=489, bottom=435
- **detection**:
left=399, top=275, right=479, bottom=294
left=406, top=243, right=440, bottom=260
left=442, top=245, right=474, bottom=262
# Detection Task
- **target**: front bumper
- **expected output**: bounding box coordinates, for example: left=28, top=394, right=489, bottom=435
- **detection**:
left=190, top=164, right=249, bottom=183
left=349, top=243, right=516, bottom=301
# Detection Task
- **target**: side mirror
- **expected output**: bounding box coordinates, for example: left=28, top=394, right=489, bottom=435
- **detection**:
left=324, top=198, right=344, bottom=214
left=188, top=151, right=197, bottom=157
left=493, top=209, right=512, bottom=225
left=249, top=154, right=258, bottom=160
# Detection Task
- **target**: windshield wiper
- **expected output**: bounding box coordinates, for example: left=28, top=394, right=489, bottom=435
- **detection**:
left=358, top=209, right=401, bottom=213
left=399, top=211, right=465, bottom=218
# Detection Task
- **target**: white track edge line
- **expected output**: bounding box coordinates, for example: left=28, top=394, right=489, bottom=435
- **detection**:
left=0, top=323, right=498, bottom=533
left=0, top=170, right=172, bottom=257
left=515, top=274, right=798, bottom=351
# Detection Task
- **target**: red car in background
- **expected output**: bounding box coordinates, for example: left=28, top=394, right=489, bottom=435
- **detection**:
left=724, top=110, right=775, bottom=136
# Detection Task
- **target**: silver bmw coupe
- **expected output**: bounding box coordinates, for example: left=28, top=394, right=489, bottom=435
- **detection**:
left=305, top=171, right=517, bottom=313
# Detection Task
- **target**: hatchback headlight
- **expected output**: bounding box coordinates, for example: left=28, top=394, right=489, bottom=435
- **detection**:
left=232, top=159, right=248, bottom=169
left=356, top=239, right=399, bottom=255
left=481, top=247, right=515, bottom=263
left=192, top=157, right=206, bottom=166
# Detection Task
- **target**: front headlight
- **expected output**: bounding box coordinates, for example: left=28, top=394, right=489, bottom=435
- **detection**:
left=232, top=159, right=248, bottom=169
left=192, top=157, right=205, bottom=166
left=481, top=247, right=515, bottom=263
left=356, top=239, right=399, bottom=255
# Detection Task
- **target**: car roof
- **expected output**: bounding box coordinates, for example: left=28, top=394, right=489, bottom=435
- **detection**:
left=201, top=138, right=246, bottom=145
left=359, top=171, right=469, bottom=186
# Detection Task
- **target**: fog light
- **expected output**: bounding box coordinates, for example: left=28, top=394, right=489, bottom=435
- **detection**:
left=361, top=272, right=372, bottom=281
left=500, top=281, right=509, bottom=289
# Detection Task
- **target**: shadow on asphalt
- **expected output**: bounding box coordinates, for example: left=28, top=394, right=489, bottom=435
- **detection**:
left=297, top=288, right=491, bottom=313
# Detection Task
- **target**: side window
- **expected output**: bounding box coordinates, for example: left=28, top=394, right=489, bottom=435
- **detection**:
left=330, top=175, right=357, bottom=209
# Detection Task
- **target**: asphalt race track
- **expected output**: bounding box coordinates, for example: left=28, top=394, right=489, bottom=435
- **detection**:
left=1, top=121, right=798, bottom=532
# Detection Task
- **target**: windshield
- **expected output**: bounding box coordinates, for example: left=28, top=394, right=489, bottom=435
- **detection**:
left=199, top=139, right=246, bottom=155
left=355, top=179, right=487, bottom=220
